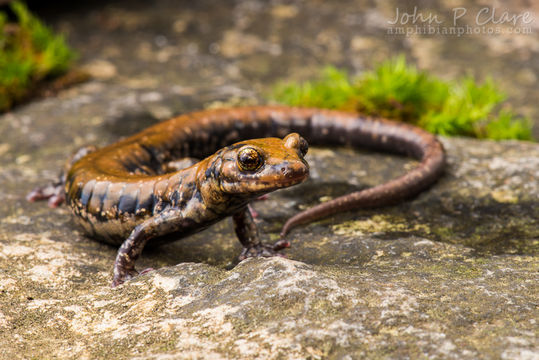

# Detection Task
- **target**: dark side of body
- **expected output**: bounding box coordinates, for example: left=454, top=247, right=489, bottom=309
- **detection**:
left=28, top=106, right=445, bottom=287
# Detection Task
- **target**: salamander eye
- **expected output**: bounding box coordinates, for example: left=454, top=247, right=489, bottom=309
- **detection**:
left=299, top=137, right=308, bottom=157
left=237, top=147, right=263, bottom=172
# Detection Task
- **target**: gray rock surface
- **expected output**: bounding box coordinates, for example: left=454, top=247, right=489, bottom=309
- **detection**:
left=1, top=0, right=538, bottom=359
left=2, top=88, right=537, bottom=359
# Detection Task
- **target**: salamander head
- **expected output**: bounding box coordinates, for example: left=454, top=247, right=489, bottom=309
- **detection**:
left=217, top=133, right=309, bottom=196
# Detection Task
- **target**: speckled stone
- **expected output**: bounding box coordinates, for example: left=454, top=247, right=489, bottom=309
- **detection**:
left=1, top=83, right=537, bottom=358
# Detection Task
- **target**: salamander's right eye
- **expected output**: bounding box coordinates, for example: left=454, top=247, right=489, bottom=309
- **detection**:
left=237, top=147, right=263, bottom=172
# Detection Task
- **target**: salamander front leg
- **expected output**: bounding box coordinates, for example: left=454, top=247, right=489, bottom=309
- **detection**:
left=112, top=209, right=184, bottom=287
left=233, top=207, right=289, bottom=261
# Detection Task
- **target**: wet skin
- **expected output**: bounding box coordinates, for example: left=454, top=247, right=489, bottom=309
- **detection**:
left=28, top=106, right=445, bottom=287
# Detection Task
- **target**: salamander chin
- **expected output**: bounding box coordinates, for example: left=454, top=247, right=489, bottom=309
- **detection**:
left=218, top=133, right=309, bottom=195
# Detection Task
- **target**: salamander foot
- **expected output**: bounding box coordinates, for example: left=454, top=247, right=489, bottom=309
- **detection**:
left=111, top=268, right=139, bottom=288
left=139, top=267, right=155, bottom=275
left=26, top=182, right=65, bottom=208
left=272, top=239, right=291, bottom=251
left=238, top=243, right=287, bottom=261
left=110, top=267, right=156, bottom=287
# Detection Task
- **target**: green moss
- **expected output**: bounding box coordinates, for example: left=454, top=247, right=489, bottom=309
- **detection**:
left=421, top=77, right=502, bottom=136
left=0, top=1, right=76, bottom=111
left=354, top=55, right=450, bottom=123
left=272, top=66, right=357, bottom=110
left=271, top=55, right=533, bottom=141
left=483, top=109, right=532, bottom=140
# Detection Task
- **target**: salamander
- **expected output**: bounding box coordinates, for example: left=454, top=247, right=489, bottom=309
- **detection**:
left=28, top=106, right=445, bottom=287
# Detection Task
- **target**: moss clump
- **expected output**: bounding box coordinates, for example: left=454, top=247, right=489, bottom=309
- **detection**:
left=0, top=1, right=76, bottom=111
left=353, top=56, right=450, bottom=123
left=271, top=66, right=358, bottom=111
left=272, top=55, right=533, bottom=141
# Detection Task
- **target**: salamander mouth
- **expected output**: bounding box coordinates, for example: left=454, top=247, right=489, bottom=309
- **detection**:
left=273, top=164, right=309, bottom=188
left=219, top=161, right=309, bottom=195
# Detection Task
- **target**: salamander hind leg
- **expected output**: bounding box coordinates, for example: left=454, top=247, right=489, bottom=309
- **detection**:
left=26, top=179, right=65, bottom=207
left=233, top=207, right=289, bottom=261
left=112, top=208, right=185, bottom=287
left=27, top=145, right=97, bottom=207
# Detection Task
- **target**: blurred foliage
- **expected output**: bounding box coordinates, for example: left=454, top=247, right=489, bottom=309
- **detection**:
left=271, top=67, right=357, bottom=111
left=354, top=56, right=450, bottom=123
left=0, top=1, right=76, bottom=112
left=272, top=55, right=533, bottom=141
